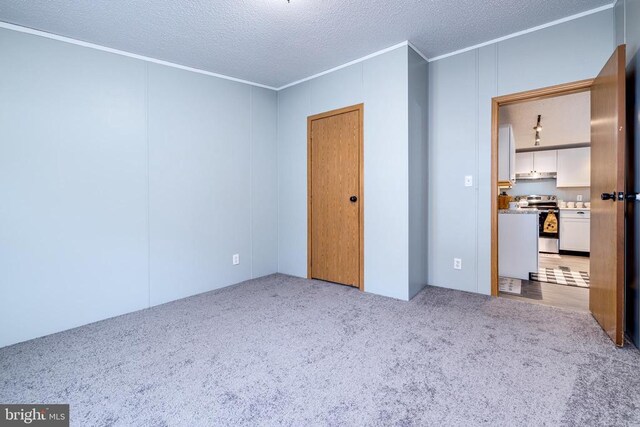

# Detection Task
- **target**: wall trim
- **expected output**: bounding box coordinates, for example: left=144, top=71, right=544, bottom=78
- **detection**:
left=276, top=3, right=614, bottom=88
left=429, top=3, right=615, bottom=62
left=0, top=2, right=615, bottom=90
left=277, top=41, right=412, bottom=90
left=0, top=21, right=278, bottom=91
left=407, top=41, right=429, bottom=63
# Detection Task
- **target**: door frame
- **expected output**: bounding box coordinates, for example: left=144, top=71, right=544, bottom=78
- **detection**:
left=490, top=79, right=594, bottom=296
left=307, top=103, right=365, bottom=291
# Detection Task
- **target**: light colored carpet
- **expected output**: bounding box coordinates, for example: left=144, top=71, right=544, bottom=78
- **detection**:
left=1, top=274, right=639, bottom=426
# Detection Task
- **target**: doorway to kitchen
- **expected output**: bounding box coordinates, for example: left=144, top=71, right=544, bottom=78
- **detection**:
left=491, top=45, right=628, bottom=347
left=494, top=84, right=592, bottom=313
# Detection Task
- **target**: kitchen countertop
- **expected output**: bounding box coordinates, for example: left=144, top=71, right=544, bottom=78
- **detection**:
left=559, top=207, right=590, bottom=210
left=499, top=209, right=539, bottom=214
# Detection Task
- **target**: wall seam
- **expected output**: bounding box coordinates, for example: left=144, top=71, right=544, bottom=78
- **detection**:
left=475, top=49, right=480, bottom=293
left=494, top=44, right=499, bottom=294
left=407, top=48, right=411, bottom=300
left=250, top=88, right=254, bottom=279
left=276, top=92, right=281, bottom=273
left=407, top=48, right=412, bottom=299
left=145, top=62, right=151, bottom=308
left=307, top=82, right=312, bottom=273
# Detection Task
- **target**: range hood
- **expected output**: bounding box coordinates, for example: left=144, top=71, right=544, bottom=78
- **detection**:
left=515, top=172, right=557, bottom=180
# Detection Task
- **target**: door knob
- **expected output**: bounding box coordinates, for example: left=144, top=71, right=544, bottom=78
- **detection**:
left=601, top=192, right=617, bottom=201
left=350, top=195, right=358, bottom=203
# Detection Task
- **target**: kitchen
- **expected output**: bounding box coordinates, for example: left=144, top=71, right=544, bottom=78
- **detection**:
left=497, top=91, right=591, bottom=310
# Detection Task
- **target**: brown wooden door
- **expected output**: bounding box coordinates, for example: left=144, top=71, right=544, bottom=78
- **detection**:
left=590, top=45, right=626, bottom=346
left=308, top=104, right=363, bottom=288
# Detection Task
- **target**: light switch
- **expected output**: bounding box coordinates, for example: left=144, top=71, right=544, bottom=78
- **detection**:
left=464, top=175, right=473, bottom=187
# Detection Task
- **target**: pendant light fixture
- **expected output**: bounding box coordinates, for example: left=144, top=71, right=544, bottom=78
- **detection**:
left=533, top=114, right=542, bottom=146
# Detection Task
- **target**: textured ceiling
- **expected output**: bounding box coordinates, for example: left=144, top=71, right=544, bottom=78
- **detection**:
left=500, top=91, right=591, bottom=149
left=0, top=0, right=613, bottom=88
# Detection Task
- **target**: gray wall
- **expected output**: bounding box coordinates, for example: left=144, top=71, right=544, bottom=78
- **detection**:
left=0, top=28, right=278, bottom=347
left=408, top=49, right=429, bottom=299
left=277, top=46, right=412, bottom=300
left=0, top=6, right=624, bottom=347
left=428, top=9, right=615, bottom=294
left=616, top=0, right=640, bottom=346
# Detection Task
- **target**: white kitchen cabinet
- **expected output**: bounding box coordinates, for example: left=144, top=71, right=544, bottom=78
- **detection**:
left=557, top=147, right=590, bottom=187
left=533, top=150, right=557, bottom=173
left=560, top=210, right=590, bottom=252
left=515, top=150, right=557, bottom=174
left=498, top=125, right=516, bottom=182
left=515, top=152, right=533, bottom=174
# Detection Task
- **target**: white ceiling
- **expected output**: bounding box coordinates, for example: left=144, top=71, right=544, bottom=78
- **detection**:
left=0, top=0, right=613, bottom=88
left=500, top=91, right=591, bottom=149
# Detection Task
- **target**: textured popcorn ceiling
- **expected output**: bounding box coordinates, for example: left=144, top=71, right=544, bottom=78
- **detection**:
left=0, top=0, right=613, bottom=88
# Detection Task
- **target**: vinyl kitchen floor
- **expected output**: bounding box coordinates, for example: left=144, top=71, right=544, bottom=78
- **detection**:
left=500, top=279, right=589, bottom=313
left=500, top=253, right=590, bottom=312
left=539, top=253, right=590, bottom=274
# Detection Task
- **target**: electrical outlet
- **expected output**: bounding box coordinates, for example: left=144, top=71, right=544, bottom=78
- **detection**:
left=454, top=258, right=462, bottom=270
left=232, top=254, right=240, bottom=265
left=577, top=195, right=583, bottom=202
left=464, top=176, right=473, bottom=187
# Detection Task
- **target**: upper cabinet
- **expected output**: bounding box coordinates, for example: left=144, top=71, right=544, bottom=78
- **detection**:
left=515, top=150, right=557, bottom=174
left=498, top=125, right=516, bottom=182
left=557, top=147, right=590, bottom=187
left=533, top=150, right=557, bottom=173
left=512, top=147, right=590, bottom=186
left=515, top=152, right=533, bottom=174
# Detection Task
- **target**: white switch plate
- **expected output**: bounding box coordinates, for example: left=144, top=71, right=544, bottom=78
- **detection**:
left=464, top=176, right=473, bottom=187
left=454, top=258, right=462, bottom=270
left=232, top=254, right=240, bottom=265
left=577, top=195, right=583, bottom=202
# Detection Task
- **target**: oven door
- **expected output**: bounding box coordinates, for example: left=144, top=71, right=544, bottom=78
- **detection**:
left=538, top=209, right=560, bottom=254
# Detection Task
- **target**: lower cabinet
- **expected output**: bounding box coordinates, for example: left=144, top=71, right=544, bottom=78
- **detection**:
left=499, top=213, right=539, bottom=280
left=560, top=210, right=590, bottom=252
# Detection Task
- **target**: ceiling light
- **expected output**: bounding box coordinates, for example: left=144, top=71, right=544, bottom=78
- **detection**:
left=533, top=114, right=542, bottom=146
left=533, top=115, right=542, bottom=132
